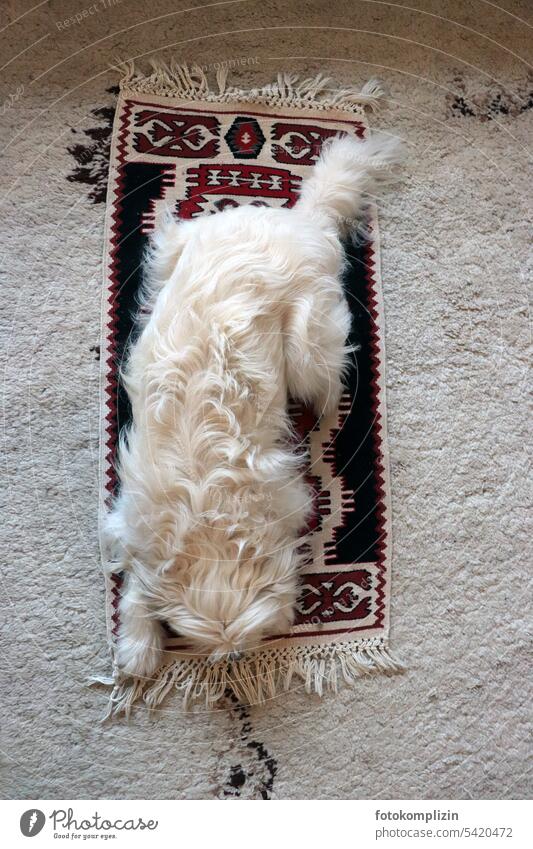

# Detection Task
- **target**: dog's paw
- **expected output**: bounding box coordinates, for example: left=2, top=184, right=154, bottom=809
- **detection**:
left=116, top=634, right=163, bottom=680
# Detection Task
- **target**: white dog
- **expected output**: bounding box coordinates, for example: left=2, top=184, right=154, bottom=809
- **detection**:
left=105, top=133, right=400, bottom=678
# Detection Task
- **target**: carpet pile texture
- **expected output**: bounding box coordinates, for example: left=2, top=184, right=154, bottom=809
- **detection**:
left=1, top=0, right=531, bottom=799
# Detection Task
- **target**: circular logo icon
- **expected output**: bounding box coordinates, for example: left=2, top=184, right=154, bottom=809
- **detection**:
left=20, top=809, right=46, bottom=837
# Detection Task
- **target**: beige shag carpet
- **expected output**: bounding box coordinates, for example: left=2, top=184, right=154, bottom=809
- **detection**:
left=1, top=0, right=531, bottom=799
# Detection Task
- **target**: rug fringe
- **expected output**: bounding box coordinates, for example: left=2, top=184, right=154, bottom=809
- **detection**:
left=91, top=639, right=404, bottom=717
left=117, top=60, right=385, bottom=114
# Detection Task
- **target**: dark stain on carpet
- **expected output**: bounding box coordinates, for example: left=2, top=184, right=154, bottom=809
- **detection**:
left=67, top=86, right=118, bottom=203
left=221, top=691, right=278, bottom=799
left=446, top=73, right=533, bottom=121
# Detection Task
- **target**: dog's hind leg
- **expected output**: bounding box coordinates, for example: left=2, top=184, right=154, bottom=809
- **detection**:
left=116, top=573, right=165, bottom=679
left=283, top=284, right=352, bottom=417
left=101, top=499, right=132, bottom=574
left=142, top=212, right=194, bottom=297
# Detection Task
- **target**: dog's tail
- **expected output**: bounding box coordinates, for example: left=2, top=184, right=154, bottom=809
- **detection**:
left=296, top=132, right=403, bottom=229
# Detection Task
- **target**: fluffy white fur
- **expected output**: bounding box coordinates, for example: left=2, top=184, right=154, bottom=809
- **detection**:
left=105, top=133, right=401, bottom=678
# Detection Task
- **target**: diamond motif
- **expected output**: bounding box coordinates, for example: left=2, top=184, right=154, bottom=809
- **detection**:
left=224, top=116, right=266, bottom=159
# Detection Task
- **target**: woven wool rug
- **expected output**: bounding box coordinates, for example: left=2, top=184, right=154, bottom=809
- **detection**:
left=97, top=63, right=403, bottom=715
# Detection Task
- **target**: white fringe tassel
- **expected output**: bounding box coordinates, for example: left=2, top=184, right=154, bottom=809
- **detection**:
left=117, top=59, right=385, bottom=114
left=91, top=639, right=404, bottom=718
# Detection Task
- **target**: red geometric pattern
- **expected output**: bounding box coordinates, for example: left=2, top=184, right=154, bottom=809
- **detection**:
left=225, top=116, right=266, bottom=159
left=271, top=121, right=338, bottom=164
left=363, top=240, right=388, bottom=629
left=297, top=570, right=373, bottom=622
left=271, top=120, right=365, bottom=164
left=133, top=110, right=220, bottom=158
left=178, top=163, right=300, bottom=218
left=103, top=99, right=133, bottom=501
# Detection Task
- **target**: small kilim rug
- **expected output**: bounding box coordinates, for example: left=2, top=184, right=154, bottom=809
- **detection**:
left=95, top=62, right=403, bottom=714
